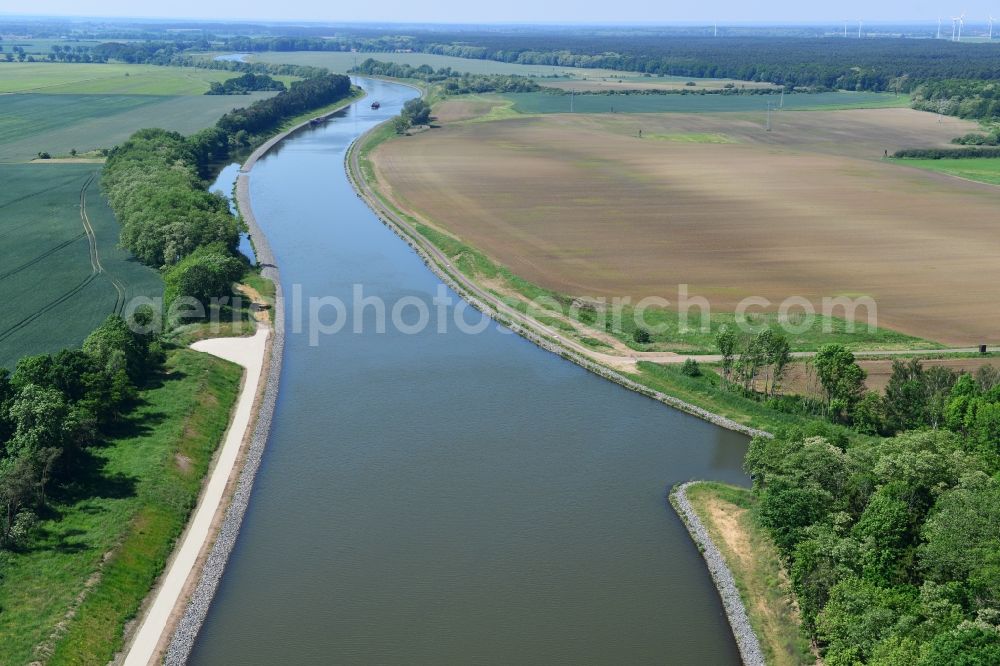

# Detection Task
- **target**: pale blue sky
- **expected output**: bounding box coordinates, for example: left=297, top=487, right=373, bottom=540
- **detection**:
left=1, top=1, right=997, bottom=26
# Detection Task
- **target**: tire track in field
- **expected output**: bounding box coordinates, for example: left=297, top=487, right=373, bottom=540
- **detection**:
left=79, top=173, right=127, bottom=315
left=0, top=172, right=126, bottom=344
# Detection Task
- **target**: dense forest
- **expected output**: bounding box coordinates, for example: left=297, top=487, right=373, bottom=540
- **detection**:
left=103, top=128, right=239, bottom=268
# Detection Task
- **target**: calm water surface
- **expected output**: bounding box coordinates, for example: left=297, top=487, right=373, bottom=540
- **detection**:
left=190, top=78, right=748, bottom=665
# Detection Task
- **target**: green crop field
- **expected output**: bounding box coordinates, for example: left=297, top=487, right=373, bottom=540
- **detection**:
left=898, top=157, right=1000, bottom=186
left=0, top=62, right=287, bottom=161
left=502, top=90, right=906, bottom=114
left=0, top=62, right=299, bottom=95
left=0, top=164, right=162, bottom=367
left=0, top=62, right=246, bottom=94
left=0, top=92, right=275, bottom=162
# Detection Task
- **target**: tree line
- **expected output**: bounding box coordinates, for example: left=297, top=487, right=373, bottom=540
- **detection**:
left=216, top=73, right=350, bottom=138
left=103, top=72, right=351, bottom=317
left=893, top=147, right=1000, bottom=159
left=351, top=58, right=541, bottom=94
left=206, top=72, right=286, bottom=95
left=911, top=79, right=1000, bottom=121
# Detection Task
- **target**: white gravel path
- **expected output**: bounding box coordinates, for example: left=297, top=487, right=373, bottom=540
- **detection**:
left=121, top=327, right=268, bottom=666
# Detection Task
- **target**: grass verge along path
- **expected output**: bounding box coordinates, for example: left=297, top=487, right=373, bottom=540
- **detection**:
left=0, top=349, right=241, bottom=665
left=123, top=325, right=268, bottom=665
left=682, top=482, right=813, bottom=666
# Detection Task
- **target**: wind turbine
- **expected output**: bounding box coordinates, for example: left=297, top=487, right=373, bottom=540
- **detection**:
left=844, top=21, right=848, bottom=37
left=937, top=17, right=941, bottom=39
left=858, top=19, right=863, bottom=38
left=990, top=15, right=995, bottom=39
left=951, top=16, right=959, bottom=40
left=957, top=12, right=966, bottom=41
left=714, top=22, right=718, bottom=37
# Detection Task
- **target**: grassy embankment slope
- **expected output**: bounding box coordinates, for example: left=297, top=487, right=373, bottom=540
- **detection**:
left=683, top=482, right=814, bottom=666
left=0, top=349, right=241, bottom=665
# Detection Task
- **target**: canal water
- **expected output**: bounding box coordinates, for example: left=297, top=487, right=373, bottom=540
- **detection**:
left=190, top=78, right=748, bottom=664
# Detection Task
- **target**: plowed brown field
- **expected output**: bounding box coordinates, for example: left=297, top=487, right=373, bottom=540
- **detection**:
left=373, top=106, right=998, bottom=345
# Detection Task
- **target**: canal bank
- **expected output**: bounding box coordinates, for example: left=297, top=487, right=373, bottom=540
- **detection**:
left=186, top=77, right=749, bottom=664
left=162, top=90, right=368, bottom=664
left=117, top=90, right=366, bottom=664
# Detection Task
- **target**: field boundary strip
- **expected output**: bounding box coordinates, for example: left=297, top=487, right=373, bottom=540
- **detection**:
left=78, top=173, right=127, bottom=315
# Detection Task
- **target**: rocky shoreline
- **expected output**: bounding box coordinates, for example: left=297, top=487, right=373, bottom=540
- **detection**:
left=670, top=482, right=766, bottom=666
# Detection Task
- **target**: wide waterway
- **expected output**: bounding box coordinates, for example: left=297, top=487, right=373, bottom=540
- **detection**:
left=190, top=78, right=749, bottom=664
